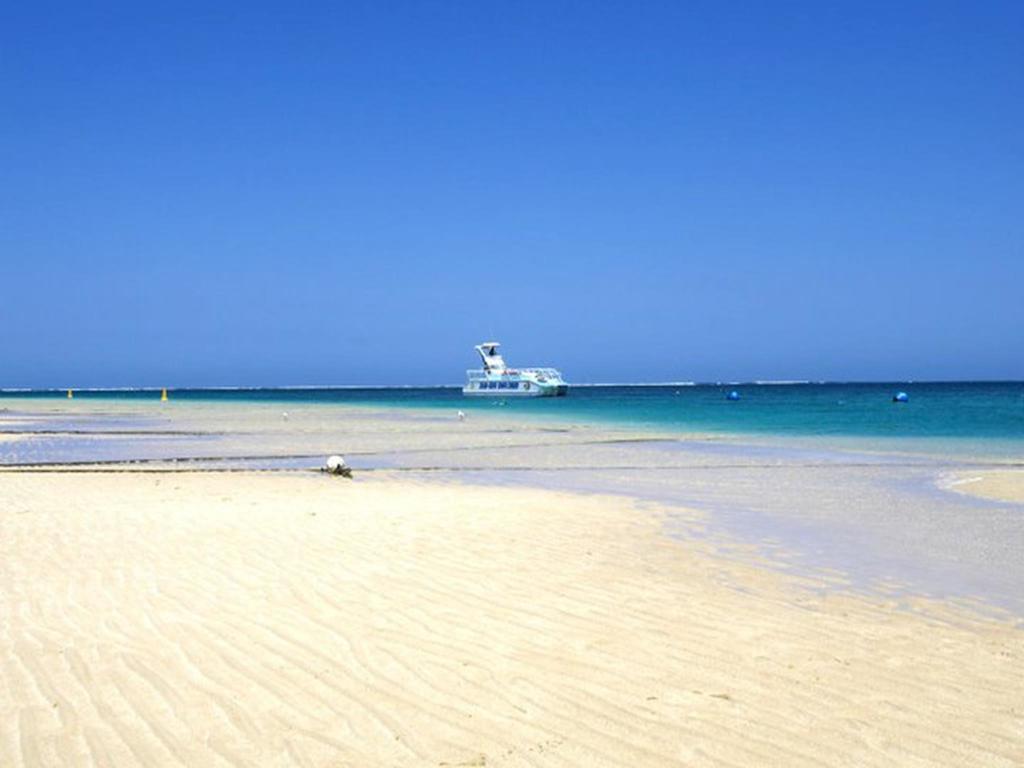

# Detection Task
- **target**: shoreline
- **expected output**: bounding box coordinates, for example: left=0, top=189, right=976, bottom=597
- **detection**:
left=4, top=400, right=1024, bottom=613
left=5, top=390, right=1024, bottom=465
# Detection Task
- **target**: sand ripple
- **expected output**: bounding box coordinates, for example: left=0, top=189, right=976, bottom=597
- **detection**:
left=1, top=473, right=1021, bottom=766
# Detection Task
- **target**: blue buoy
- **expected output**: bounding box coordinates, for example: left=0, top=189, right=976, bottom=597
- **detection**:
left=893, top=391, right=909, bottom=403
left=726, top=390, right=740, bottom=401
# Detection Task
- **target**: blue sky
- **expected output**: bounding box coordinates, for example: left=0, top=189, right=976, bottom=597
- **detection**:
left=2, top=1, right=1022, bottom=386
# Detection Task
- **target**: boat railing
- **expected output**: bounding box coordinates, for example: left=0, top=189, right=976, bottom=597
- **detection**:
left=528, top=367, right=563, bottom=380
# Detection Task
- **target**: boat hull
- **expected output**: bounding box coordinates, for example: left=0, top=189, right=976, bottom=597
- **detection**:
left=461, top=384, right=567, bottom=397
left=462, top=387, right=569, bottom=399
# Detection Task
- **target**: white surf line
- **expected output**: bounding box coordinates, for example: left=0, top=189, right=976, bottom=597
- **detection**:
left=948, top=476, right=984, bottom=486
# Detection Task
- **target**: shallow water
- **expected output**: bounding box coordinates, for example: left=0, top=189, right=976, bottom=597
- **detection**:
left=2, top=400, right=1023, bottom=617
left=4, top=380, right=1023, bottom=457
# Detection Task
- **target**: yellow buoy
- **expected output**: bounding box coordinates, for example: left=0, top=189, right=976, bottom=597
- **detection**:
left=67, top=389, right=73, bottom=399
left=160, top=388, right=169, bottom=402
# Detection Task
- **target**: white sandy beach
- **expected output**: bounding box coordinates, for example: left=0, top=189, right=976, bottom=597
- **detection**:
left=2, top=467, right=1022, bottom=767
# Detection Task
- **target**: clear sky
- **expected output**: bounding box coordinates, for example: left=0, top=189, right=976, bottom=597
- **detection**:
left=2, top=1, right=1022, bottom=387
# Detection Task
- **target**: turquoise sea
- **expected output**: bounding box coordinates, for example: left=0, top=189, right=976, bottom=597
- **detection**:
left=4, top=381, right=1023, bottom=449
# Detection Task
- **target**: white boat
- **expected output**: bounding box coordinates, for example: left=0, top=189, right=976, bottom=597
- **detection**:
left=463, top=342, right=568, bottom=397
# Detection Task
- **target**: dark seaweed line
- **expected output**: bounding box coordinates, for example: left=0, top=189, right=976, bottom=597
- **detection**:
left=3, top=461, right=1023, bottom=474
left=0, top=438, right=678, bottom=468
left=0, top=429, right=224, bottom=436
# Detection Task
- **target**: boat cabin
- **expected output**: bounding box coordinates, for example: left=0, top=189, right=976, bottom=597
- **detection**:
left=474, top=342, right=507, bottom=373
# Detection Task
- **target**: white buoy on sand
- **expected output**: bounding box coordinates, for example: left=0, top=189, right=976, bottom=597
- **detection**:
left=324, top=455, right=352, bottom=477
left=282, top=411, right=289, bottom=420
left=457, top=410, right=465, bottom=421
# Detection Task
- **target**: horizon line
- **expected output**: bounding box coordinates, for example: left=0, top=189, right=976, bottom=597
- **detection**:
left=3, top=379, right=1023, bottom=394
